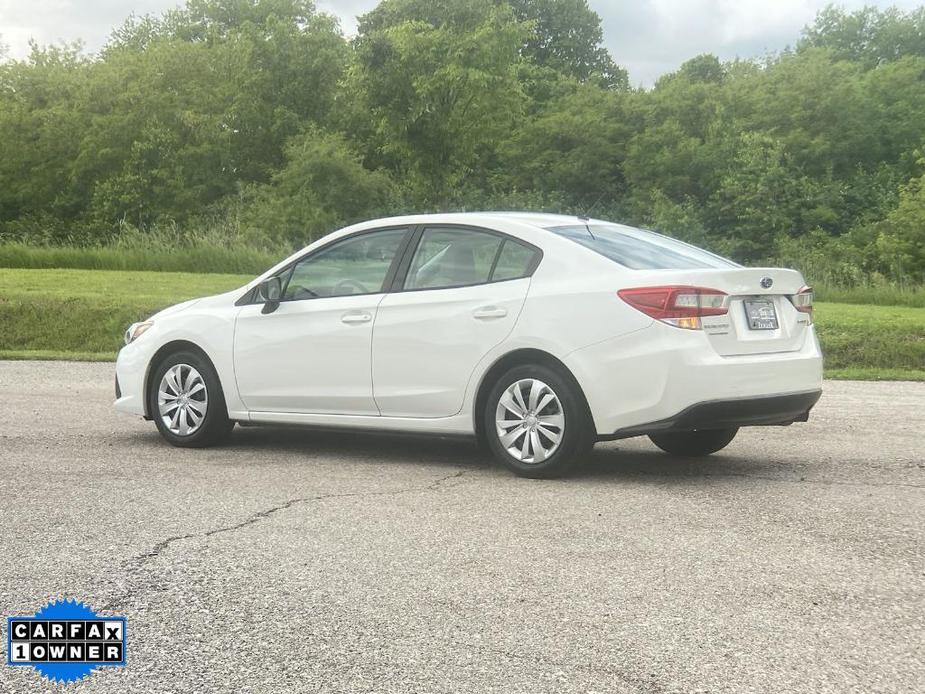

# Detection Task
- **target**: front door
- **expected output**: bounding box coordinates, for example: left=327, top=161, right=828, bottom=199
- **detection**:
left=234, top=228, right=408, bottom=415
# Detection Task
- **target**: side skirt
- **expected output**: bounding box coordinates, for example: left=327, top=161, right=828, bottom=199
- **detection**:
left=238, top=410, right=475, bottom=436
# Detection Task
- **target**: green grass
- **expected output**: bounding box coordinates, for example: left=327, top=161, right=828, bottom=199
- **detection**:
left=0, top=349, right=115, bottom=361
left=825, top=367, right=925, bottom=381
left=1, top=268, right=923, bottom=379
left=0, top=269, right=250, bottom=357
left=812, top=282, right=925, bottom=308
left=0, top=242, right=278, bottom=275
left=812, top=302, right=925, bottom=374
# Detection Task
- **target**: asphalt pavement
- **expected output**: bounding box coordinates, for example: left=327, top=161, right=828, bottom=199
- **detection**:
left=0, top=361, right=922, bottom=693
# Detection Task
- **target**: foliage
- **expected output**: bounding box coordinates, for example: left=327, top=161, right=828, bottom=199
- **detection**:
left=800, top=5, right=925, bottom=67
left=0, top=226, right=279, bottom=274
left=2, top=1, right=925, bottom=286
left=348, top=0, right=530, bottom=202
left=242, top=128, right=395, bottom=243
left=872, top=166, right=925, bottom=283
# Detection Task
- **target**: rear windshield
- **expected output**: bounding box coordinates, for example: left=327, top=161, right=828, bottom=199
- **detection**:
left=548, top=223, right=739, bottom=270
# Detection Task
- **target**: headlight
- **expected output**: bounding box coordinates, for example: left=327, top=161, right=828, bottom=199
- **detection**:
left=124, top=321, right=154, bottom=345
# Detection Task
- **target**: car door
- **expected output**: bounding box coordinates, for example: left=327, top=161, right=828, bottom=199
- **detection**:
left=372, top=226, right=541, bottom=418
left=234, top=227, right=410, bottom=415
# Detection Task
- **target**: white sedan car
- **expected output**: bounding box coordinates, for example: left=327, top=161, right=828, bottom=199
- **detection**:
left=115, top=213, right=823, bottom=477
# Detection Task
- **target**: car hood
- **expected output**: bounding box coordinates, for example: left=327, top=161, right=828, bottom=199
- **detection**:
left=150, top=298, right=201, bottom=320
left=150, top=289, right=242, bottom=321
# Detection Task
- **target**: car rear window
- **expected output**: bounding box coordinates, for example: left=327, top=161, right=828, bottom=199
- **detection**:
left=492, top=239, right=538, bottom=281
left=547, top=223, right=739, bottom=270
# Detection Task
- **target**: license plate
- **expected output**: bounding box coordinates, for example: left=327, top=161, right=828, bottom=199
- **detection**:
left=744, top=299, right=778, bottom=330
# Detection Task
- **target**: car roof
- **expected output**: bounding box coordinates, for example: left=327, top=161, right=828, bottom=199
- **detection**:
left=473, top=211, right=594, bottom=227
left=349, top=211, right=599, bottom=233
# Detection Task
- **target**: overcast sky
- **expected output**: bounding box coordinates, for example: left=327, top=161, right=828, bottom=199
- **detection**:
left=1, top=0, right=922, bottom=85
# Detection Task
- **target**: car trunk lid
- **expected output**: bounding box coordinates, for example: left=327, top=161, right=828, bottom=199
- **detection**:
left=625, top=267, right=812, bottom=356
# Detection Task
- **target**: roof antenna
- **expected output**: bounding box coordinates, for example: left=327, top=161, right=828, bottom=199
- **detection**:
left=578, top=191, right=606, bottom=239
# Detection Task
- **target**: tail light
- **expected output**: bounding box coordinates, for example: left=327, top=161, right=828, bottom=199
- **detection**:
left=789, top=286, right=813, bottom=323
left=618, top=286, right=727, bottom=330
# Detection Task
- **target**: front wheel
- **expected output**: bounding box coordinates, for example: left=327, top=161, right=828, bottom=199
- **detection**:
left=483, top=364, right=593, bottom=478
left=648, top=428, right=738, bottom=457
left=149, top=350, right=234, bottom=448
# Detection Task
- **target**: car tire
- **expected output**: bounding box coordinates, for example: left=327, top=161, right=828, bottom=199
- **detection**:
left=149, top=350, right=234, bottom=448
left=483, top=363, right=593, bottom=479
left=648, top=428, right=738, bottom=457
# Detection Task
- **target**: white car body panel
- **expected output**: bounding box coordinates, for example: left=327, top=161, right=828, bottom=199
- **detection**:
left=372, top=278, right=530, bottom=417
left=114, top=290, right=245, bottom=418
left=234, top=293, right=384, bottom=415
left=115, top=212, right=824, bottom=440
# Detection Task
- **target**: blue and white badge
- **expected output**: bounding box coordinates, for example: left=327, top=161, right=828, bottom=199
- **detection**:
left=6, top=599, right=127, bottom=684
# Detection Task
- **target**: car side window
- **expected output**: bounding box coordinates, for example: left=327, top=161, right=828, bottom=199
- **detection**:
left=404, top=228, right=503, bottom=291
left=491, top=239, right=537, bottom=282
left=282, top=228, right=406, bottom=301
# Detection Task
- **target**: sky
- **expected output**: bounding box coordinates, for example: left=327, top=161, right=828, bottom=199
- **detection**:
left=1, top=0, right=922, bottom=85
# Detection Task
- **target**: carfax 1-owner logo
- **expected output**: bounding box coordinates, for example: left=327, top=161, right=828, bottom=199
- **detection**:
left=6, top=599, right=127, bottom=684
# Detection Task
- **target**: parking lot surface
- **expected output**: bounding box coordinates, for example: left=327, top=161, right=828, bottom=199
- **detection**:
left=0, top=361, right=922, bottom=693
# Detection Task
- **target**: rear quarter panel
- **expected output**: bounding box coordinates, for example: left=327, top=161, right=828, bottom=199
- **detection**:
left=457, top=240, right=653, bottom=428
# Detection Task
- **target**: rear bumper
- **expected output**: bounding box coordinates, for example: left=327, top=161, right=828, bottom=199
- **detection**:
left=564, top=322, right=824, bottom=436
left=602, top=389, right=822, bottom=440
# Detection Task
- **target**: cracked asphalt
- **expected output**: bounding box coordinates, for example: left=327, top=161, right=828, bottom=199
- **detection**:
left=0, top=361, right=923, bottom=693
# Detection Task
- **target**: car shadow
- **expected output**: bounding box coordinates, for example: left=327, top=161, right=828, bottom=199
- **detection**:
left=120, top=424, right=782, bottom=483
left=183, top=425, right=777, bottom=482
left=574, top=444, right=779, bottom=482
left=222, top=424, right=492, bottom=471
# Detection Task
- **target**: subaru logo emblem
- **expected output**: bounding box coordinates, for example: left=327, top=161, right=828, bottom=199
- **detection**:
left=760, top=277, right=773, bottom=289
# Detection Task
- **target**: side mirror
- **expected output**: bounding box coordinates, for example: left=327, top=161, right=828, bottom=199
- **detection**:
left=257, top=277, right=282, bottom=314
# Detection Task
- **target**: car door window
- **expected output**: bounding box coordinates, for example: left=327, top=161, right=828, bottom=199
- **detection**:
left=405, top=228, right=503, bottom=290
left=491, top=239, right=538, bottom=281
left=283, top=229, right=406, bottom=300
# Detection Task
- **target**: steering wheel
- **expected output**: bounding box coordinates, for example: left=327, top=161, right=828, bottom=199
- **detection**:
left=332, top=278, right=370, bottom=295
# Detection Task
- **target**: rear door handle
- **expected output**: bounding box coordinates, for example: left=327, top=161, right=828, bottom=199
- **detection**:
left=473, top=306, right=507, bottom=320
left=341, top=311, right=372, bottom=324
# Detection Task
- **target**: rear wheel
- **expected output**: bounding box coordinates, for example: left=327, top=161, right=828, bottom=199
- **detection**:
left=149, top=350, right=234, bottom=448
left=483, top=364, right=593, bottom=478
left=648, top=428, right=738, bottom=457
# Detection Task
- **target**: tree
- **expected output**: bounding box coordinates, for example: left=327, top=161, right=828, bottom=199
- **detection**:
left=0, top=43, right=92, bottom=238
left=245, top=128, right=394, bottom=243
left=800, top=5, right=925, bottom=68
left=709, top=132, right=838, bottom=260
left=348, top=0, right=529, bottom=203
left=359, top=0, right=626, bottom=88
left=499, top=84, right=631, bottom=203
left=73, top=0, right=349, bottom=229
left=506, top=0, right=626, bottom=88
left=726, top=48, right=878, bottom=178
left=873, top=166, right=925, bottom=282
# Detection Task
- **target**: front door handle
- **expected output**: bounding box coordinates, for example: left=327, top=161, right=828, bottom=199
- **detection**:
left=473, top=306, right=507, bottom=320
left=341, top=311, right=372, bottom=324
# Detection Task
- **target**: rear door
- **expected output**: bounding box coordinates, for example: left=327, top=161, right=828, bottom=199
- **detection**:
left=371, top=226, right=540, bottom=418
